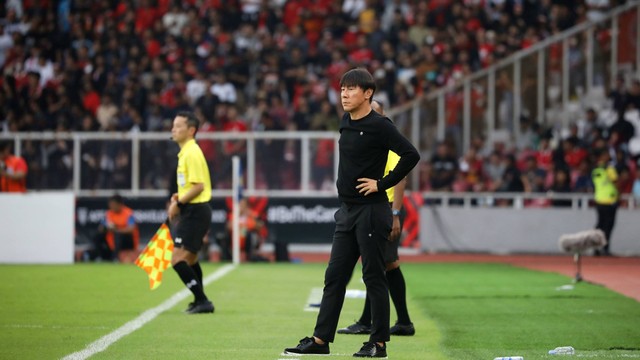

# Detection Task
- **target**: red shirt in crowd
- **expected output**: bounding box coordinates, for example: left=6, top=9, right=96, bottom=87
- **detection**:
left=198, top=121, right=217, bottom=161
left=223, top=118, right=248, bottom=155
left=83, top=91, right=101, bottom=116
left=535, top=149, right=553, bottom=171
left=564, top=148, right=588, bottom=169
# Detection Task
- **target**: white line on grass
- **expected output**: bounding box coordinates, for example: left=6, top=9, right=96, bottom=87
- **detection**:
left=303, top=287, right=323, bottom=312
left=279, top=353, right=355, bottom=358
left=60, top=264, right=236, bottom=360
left=4, top=324, right=109, bottom=330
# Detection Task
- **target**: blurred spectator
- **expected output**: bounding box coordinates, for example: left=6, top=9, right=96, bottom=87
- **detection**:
left=45, top=137, right=72, bottom=189
left=0, top=26, right=13, bottom=69
left=609, top=110, right=636, bottom=147
left=210, top=72, right=237, bottom=104
left=521, top=156, right=546, bottom=193
left=627, top=80, right=640, bottom=110
left=310, top=99, right=339, bottom=131
left=608, top=76, right=628, bottom=113
left=573, top=160, right=594, bottom=193
left=577, top=108, right=603, bottom=144
left=495, top=154, right=525, bottom=193
left=485, top=151, right=505, bottom=189
left=562, top=138, right=588, bottom=170
left=0, top=140, right=27, bottom=192
left=256, top=111, right=284, bottom=189
left=96, top=94, right=118, bottom=130
left=632, top=165, right=640, bottom=201
left=219, top=105, right=247, bottom=187
left=219, top=197, right=268, bottom=262
left=186, top=71, right=208, bottom=106
left=91, top=194, right=139, bottom=262
left=430, top=142, right=458, bottom=191
left=549, top=167, right=573, bottom=207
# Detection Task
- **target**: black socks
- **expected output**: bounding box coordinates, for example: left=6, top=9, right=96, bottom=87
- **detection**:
left=387, top=267, right=411, bottom=324
left=191, top=262, right=203, bottom=285
left=173, top=261, right=207, bottom=302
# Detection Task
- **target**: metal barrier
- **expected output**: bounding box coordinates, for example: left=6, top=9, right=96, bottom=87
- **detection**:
left=0, top=131, right=339, bottom=197
left=2, top=131, right=638, bottom=207
left=422, top=191, right=637, bottom=210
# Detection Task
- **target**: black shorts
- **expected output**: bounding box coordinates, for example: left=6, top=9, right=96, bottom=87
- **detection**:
left=384, top=204, right=404, bottom=264
left=173, top=202, right=212, bottom=253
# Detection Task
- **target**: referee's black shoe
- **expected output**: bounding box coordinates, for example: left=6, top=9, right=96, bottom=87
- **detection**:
left=186, top=300, right=214, bottom=314
left=185, top=302, right=196, bottom=312
left=353, top=341, right=387, bottom=358
left=284, top=337, right=330, bottom=355
left=337, top=321, right=371, bottom=335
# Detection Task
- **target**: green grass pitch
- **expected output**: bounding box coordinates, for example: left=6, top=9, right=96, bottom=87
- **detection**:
left=0, top=262, right=638, bottom=359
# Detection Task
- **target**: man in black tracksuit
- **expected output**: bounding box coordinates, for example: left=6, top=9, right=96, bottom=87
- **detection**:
left=285, top=69, right=420, bottom=358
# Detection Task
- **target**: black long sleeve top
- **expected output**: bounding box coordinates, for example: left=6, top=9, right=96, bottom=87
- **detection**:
left=337, top=110, right=420, bottom=204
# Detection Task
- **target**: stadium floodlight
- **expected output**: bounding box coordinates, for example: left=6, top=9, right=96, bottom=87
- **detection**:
left=558, top=229, right=607, bottom=283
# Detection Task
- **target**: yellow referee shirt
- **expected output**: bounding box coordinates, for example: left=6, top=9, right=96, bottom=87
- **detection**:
left=177, top=139, right=212, bottom=203
left=384, top=150, right=400, bottom=202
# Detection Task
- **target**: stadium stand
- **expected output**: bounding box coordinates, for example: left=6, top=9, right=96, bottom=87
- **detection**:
left=0, top=0, right=637, bottom=195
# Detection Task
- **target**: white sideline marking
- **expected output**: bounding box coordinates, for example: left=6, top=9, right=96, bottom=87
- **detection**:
left=303, top=287, right=323, bottom=312
left=279, top=353, right=356, bottom=358
left=303, top=288, right=367, bottom=312
left=4, top=324, right=110, bottom=330
left=345, top=289, right=366, bottom=299
left=60, top=264, right=236, bottom=360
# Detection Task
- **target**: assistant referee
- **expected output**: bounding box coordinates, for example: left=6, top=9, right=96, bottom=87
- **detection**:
left=168, top=111, right=214, bottom=314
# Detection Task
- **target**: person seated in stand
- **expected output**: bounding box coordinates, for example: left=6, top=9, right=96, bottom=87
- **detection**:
left=95, top=194, right=139, bottom=262
left=218, top=198, right=268, bottom=262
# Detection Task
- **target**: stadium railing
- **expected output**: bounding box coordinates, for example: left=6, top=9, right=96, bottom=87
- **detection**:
left=0, top=131, right=339, bottom=197
left=1, top=132, right=637, bottom=211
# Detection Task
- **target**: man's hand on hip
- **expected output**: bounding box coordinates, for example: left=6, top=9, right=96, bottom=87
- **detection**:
left=356, top=178, right=379, bottom=196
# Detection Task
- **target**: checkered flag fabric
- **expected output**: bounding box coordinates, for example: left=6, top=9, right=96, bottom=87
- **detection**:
left=135, top=222, right=174, bottom=290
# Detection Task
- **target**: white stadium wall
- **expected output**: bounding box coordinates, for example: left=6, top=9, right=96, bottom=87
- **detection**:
left=0, top=192, right=75, bottom=264
left=420, top=207, right=640, bottom=255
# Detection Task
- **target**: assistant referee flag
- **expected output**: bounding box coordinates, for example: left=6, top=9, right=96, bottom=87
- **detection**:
left=135, top=222, right=174, bottom=290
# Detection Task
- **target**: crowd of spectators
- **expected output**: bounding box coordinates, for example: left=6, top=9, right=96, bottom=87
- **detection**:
left=0, top=0, right=626, bottom=133
left=0, top=0, right=636, bottom=194
left=423, top=104, right=639, bottom=204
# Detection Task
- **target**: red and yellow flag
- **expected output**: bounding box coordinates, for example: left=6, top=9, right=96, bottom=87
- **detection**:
left=135, top=222, right=174, bottom=290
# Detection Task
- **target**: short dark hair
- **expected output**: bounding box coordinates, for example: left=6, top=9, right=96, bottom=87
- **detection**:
left=109, top=194, right=124, bottom=204
left=0, top=141, right=12, bottom=153
left=340, top=68, right=376, bottom=102
left=176, top=111, right=199, bottom=135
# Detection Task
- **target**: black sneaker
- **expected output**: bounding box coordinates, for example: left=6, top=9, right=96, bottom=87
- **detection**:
left=284, top=337, right=330, bottom=355
left=186, top=300, right=214, bottom=314
left=390, top=322, right=415, bottom=336
left=338, top=322, right=371, bottom=335
left=353, top=342, right=387, bottom=358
